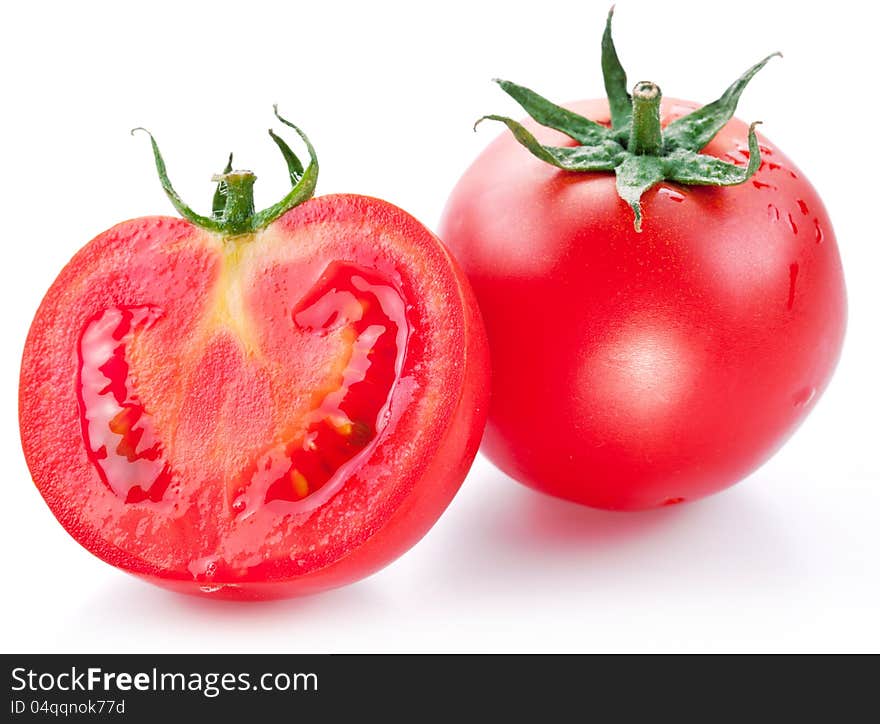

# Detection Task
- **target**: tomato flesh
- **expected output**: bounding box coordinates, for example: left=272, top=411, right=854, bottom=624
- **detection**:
left=22, top=194, right=489, bottom=598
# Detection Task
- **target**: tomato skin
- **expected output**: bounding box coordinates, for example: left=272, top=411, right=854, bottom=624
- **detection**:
left=440, top=98, right=846, bottom=511
left=20, top=194, right=489, bottom=598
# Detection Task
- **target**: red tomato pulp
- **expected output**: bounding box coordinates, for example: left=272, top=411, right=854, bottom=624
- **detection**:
left=21, top=193, right=489, bottom=598
left=440, top=97, right=846, bottom=510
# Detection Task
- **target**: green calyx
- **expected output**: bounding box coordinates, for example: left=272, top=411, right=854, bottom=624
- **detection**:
left=132, top=106, right=318, bottom=236
left=476, top=7, right=780, bottom=232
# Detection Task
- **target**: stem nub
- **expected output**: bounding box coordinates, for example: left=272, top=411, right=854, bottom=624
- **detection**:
left=211, top=171, right=257, bottom=235
left=628, top=81, right=663, bottom=156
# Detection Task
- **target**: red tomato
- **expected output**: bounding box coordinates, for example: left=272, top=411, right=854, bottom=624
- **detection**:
left=20, top=183, right=489, bottom=598
left=440, top=97, right=846, bottom=510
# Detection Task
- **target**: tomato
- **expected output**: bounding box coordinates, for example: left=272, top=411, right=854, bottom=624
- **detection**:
left=439, top=12, right=845, bottom=511
left=19, top=111, right=489, bottom=599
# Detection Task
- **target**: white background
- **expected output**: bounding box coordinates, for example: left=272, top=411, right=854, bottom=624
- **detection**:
left=2, top=0, right=878, bottom=653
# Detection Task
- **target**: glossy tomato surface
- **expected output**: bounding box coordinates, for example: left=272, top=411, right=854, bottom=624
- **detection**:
left=21, top=194, right=489, bottom=598
left=440, top=98, right=845, bottom=511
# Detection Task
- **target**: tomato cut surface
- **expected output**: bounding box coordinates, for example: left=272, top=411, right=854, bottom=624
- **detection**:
left=21, top=194, right=489, bottom=598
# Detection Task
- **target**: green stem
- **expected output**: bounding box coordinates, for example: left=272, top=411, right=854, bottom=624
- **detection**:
left=135, top=108, right=319, bottom=237
left=477, top=10, right=777, bottom=231
left=628, top=81, right=663, bottom=155
left=212, top=171, right=257, bottom=234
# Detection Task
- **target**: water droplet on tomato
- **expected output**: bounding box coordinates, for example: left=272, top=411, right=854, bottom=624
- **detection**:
left=231, top=497, right=247, bottom=515
left=657, top=187, right=685, bottom=203
left=793, top=386, right=816, bottom=407
left=188, top=555, right=219, bottom=580
left=787, top=263, right=799, bottom=310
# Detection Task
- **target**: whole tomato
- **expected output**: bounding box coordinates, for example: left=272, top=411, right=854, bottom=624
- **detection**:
left=439, top=11, right=845, bottom=510
left=20, top=109, right=489, bottom=598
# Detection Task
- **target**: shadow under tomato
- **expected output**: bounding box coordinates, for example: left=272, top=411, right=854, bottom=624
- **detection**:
left=52, top=572, right=391, bottom=652
left=415, top=460, right=801, bottom=598
left=496, top=486, right=687, bottom=547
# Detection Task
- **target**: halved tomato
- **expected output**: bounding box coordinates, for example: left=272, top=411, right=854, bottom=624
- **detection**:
left=19, top=113, right=489, bottom=599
